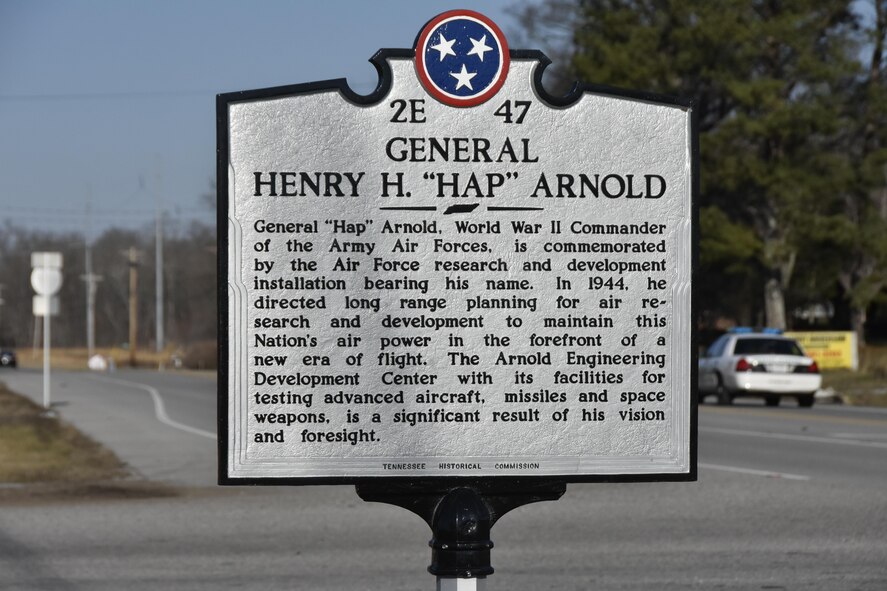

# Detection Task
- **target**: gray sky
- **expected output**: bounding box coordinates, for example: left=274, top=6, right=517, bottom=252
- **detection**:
left=0, top=0, right=526, bottom=236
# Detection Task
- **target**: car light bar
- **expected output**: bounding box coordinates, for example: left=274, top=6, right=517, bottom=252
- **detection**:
left=728, top=326, right=784, bottom=335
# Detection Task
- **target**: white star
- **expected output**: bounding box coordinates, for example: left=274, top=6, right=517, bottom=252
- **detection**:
left=449, top=64, right=477, bottom=90
left=466, top=34, right=493, bottom=61
left=430, top=33, right=457, bottom=61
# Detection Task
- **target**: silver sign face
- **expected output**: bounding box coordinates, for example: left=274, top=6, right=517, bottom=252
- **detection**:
left=220, top=42, right=695, bottom=482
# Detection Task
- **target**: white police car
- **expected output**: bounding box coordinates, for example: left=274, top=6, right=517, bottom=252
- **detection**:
left=698, top=328, right=821, bottom=407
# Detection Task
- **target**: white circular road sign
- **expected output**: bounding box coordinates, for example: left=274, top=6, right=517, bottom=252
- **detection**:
left=31, top=267, right=63, bottom=296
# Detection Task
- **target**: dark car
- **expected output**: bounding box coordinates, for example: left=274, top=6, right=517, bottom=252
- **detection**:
left=0, top=349, right=17, bottom=368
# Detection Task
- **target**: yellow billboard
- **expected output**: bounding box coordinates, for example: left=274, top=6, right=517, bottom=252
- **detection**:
left=785, top=331, right=858, bottom=370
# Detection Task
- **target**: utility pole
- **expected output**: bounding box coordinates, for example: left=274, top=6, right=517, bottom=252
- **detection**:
left=155, top=159, right=165, bottom=354
left=125, top=247, right=140, bottom=367
left=81, top=198, right=102, bottom=359
left=155, top=209, right=165, bottom=353
left=81, top=246, right=102, bottom=358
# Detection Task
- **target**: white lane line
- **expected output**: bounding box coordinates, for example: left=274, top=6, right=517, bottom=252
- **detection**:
left=700, top=426, right=887, bottom=449
left=88, top=375, right=216, bottom=440
left=699, top=463, right=810, bottom=481
left=830, top=432, right=887, bottom=440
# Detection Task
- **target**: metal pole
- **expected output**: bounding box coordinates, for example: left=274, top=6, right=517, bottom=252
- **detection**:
left=356, top=480, right=564, bottom=590
left=84, top=246, right=95, bottom=358
left=84, top=199, right=94, bottom=358
left=155, top=209, right=164, bottom=353
left=127, top=247, right=139, bottom=367
left=43, top=296, right=50, bottom=409
left=437, top=579, right=486, bottom=591
left=33, top=316, right=40, bottom=358
left=82, top=239, right=102, bottom=360
left=429, top=487, right=493, bottom=589
left=155, top=160, right=165, bottom=354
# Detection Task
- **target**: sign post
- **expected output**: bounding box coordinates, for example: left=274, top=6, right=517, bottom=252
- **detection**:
left=31, top=252, right=63, bottom=410
left=218, top=10, right=696, bottom=585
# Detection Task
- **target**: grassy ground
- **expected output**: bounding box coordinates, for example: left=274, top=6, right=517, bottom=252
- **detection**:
left=822, top=344, right=887, bottom=406
left=0, top=382, right=128, bottom=483
left=0, top=382, right=179, bottom=502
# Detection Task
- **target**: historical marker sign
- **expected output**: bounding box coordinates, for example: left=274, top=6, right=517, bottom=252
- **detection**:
left=218, top=10, right=697, bottom=484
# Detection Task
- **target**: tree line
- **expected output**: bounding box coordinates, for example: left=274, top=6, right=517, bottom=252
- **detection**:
left=517, top=0, right=887, bottom=342
left=0, top=217, right=216, bottom=355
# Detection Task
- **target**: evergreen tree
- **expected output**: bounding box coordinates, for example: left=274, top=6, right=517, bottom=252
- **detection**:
left=833, top=0, right=887, bottom=343
left=518, top=0, right=886, bottom=335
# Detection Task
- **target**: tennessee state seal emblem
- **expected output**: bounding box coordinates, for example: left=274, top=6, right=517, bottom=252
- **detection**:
left=415, top=9, right=510, bottom=107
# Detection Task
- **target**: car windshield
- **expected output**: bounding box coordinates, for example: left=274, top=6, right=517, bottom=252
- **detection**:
left=733, top=338, right=803, bottom=356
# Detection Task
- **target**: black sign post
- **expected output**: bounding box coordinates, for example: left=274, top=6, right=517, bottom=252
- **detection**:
left=357, top=478, right=565, bottom=586
left=218, top=10, right=697, bottom=587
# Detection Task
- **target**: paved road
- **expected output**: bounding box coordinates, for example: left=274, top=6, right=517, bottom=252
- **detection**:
left=0, top=368, right=885, bottom=590
left=1, top=369, right=217, bottom=486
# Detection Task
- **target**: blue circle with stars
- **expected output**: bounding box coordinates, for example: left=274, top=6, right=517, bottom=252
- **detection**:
left=416, top=11, right=509, bottom=106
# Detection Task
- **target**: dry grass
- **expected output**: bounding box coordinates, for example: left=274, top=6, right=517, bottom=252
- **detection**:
left=15, top=342, right=217, bottom=371
left=0, top=383, right=128, bottom=483
left=822, top=344, right=887, bottom=407
left=15, top=347, right=177, bottom=371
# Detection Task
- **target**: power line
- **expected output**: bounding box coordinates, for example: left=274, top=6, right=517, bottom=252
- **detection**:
left=2, top=213, right=213, bottom=225
left=0, top=78, right=380, bottom=103
left=3, top=205, right=212, bottom=216
left=0, top=217, right=213, bottom=234
left=0, top=90, right=215, bottom=102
